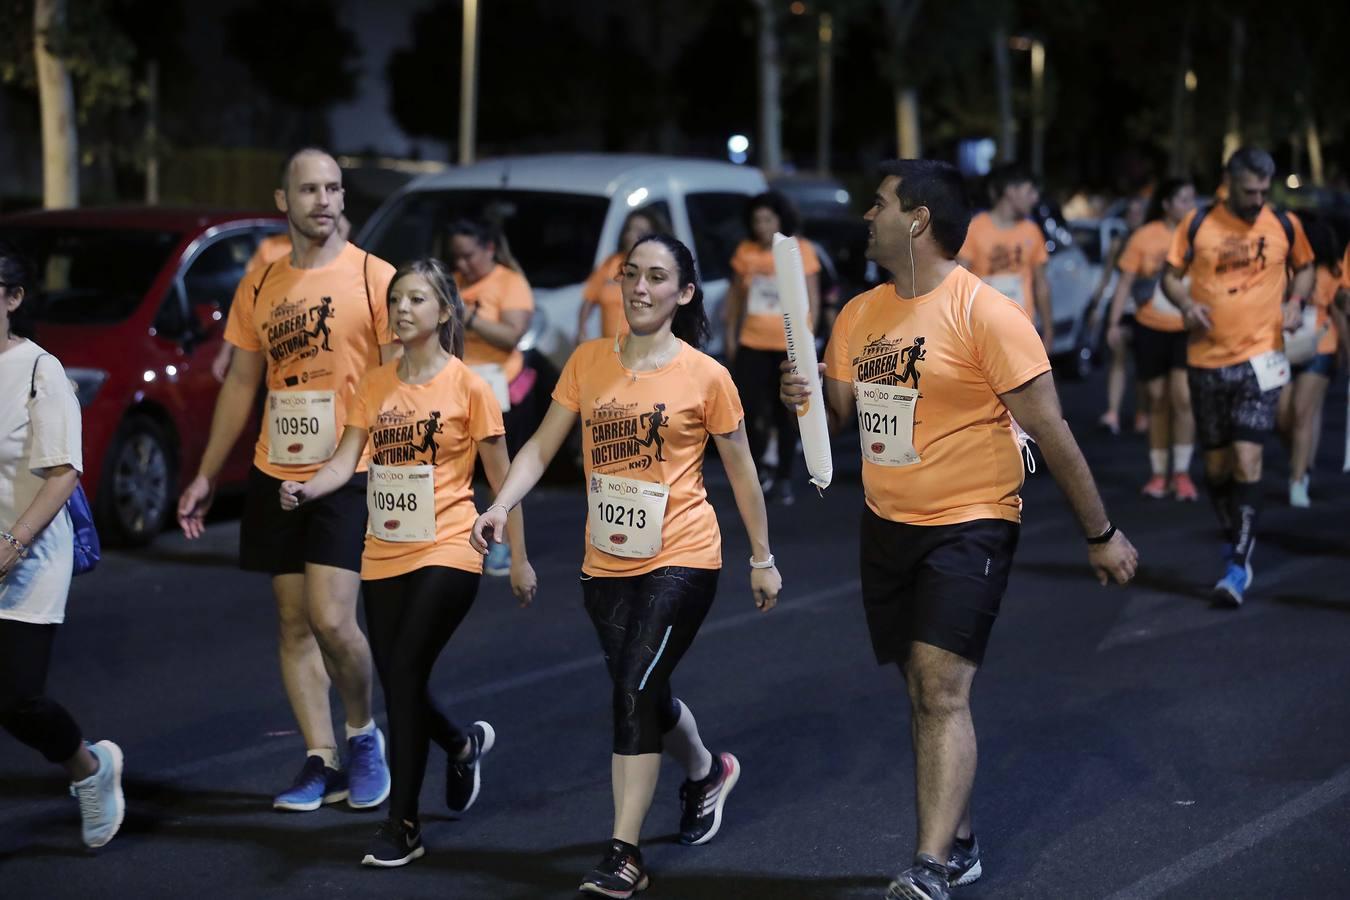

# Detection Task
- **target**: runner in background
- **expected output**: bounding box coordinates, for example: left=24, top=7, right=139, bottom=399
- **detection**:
left=1162, top=147, right=1315, bottom=607
left=178, top=148, right=396, bottom=811
left=1096, top=195, right=1150, bottom=435
left=1277, top=219, right=1348, bottom=507
left=449, top=218, right=535, bottom=577
left=472, top=233, right=780, bottom=898
left=280, top=258, right=536, bottom=867
left=578, top=207, right=670, bottom=342
left=1104, top=179, right=1199, bottom=499
left=723, top=191, right=821, bottom=505
left=958, top=164, right=1055, bottom=350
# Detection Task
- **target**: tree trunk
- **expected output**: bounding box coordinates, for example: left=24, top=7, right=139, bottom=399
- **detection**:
left=34, top=0, right=78, bottom=209
left=896, top=88, right=921, bottom=158
left=753, top=0, right=782, bottom=175
left=1305, top=116, right=1324, bottom=187
left=145, top=60, right=160, bottom=204
left=816, top=12, right=833, bottom=174
left=1168, top=26, right=1191, bottom=177
left=1222, top=16, right=1245, bottom=166
left=1029, top=40, right=1045, bottom=178
left=993, top=28, right=1015, bottom=163
left=459, top=0, right=479, bottom=166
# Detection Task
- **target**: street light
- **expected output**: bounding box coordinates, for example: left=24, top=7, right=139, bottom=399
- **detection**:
left=1010, top=35, right=1046, bottom=178
left=459, top=0, right=479, bottom=166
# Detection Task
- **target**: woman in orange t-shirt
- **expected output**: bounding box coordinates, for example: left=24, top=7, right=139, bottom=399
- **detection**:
left=472, top=234, right=781, bottom=897
left=723, top=191, right=820, bottom=505
left=280, top=259, right=536, bottom=868
left=578, top=207, right=670, bottom=342
left=1277, top=220, right=1349, bottom=507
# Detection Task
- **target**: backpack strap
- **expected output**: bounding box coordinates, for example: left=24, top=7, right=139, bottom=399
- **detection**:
left=29, top=352, right=50, bottom=399
left=1271, top=207, right=1296, bottom=252
left=364, top=251, right=383, bottom=354
left=252, top=261, right=278, bottom=309
left=1182, top=204, right=1211, bottom=266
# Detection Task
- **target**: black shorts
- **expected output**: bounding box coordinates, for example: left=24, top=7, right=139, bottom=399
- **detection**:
left=1188, top=362, right=1281, bottom=450
left=239, top=466, right=368, bottom=575
left=859, top=508, right=1019, bottom=667
left=1132, top=323, right=1188, bottom=380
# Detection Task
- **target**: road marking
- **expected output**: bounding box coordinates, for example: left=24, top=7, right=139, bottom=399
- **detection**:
left=1103, top=766, right=1350, bottom=899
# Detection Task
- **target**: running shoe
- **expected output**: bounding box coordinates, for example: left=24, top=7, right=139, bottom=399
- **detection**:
left=347, top=728, right=391, bottom=809
left=678, top=752, right=740, bottom=846
left=446, top=720, right=495, bottom=814
left=484, top=540, right=511, bottom=577
left=770, top=480, right=795, bottom=507
left=361, top=817, right=425, bottom=868
left=1170, top=472, right=1199, bottom=502
left=69, top=740, right=124, bottom=848
left=1211, top=561, right=1252, bottom=608
left=1289, top=476, right=1310, bottom=508
left=1097, top=411, right=1120, bottom=435
left=886, top=854, right=952, bottom=900
left=273, top=755, right=348, bottom=811
left=579, top=840, right=649, bottom=897
left=1133, top=411, right=1150, bottom=434
left=946, top=834, right=982, bottom=886
left=1141, top=474, right=1168, bottom=499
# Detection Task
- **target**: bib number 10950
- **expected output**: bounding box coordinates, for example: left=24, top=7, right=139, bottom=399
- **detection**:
left=275, top=415, right=321, bottom=436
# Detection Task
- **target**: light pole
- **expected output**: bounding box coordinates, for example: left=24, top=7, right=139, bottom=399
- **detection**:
left=1029, top=38, right=1045, bottom=179
left=459, top=0, right=479, bottom=166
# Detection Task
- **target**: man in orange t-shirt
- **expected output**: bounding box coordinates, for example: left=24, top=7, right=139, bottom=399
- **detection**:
left=957, top=164, right=1054, bottom=349
left=177, top=148, right=399, bottom=812
left=1162, top=147, right=1315, bottom=607
left=782, top=159, right=1136, bottom=899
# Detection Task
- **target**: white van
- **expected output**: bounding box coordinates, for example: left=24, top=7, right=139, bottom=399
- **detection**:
left=357, top=154, right=768, bottom=374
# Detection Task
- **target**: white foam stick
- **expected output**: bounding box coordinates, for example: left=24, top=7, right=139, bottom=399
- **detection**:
left=772, top=233, right=833, bottom=490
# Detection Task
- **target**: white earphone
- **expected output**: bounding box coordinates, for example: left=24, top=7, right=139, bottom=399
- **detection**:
left=910, top=221, right=919, bottom=234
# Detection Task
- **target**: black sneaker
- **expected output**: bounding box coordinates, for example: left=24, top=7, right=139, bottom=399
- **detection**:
left=947, top=834, right=981, bottom=886
left=678, top=751, right=740, bottom=845
left=771, top=480, right=795, bottom=506
left=886, top=854, right=952, bottom=900
left=360, top=818, right=425, bottom=868
left=446, top=720, right=495, bottom=814
left=578, top=840, right=649, bottom=897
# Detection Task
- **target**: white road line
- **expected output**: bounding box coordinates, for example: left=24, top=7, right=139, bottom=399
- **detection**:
left=1103, top=766, right=1350, bottom=900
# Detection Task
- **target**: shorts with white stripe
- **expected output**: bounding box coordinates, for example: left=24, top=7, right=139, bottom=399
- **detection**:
left=581, top=566, right=719, bottom=755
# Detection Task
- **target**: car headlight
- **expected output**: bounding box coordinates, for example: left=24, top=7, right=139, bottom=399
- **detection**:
left=66, top=368, right=109, bottom=408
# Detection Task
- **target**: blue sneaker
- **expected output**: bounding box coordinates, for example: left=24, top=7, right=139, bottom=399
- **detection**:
left=69, top=740, right=124, bottom=848
left=273, top=755, right=348, bottom=811
left=1211, top=561, right=1252, bottom=608
left=347, top=728, right=391, bottom=809
left=484, top=541, right=511, bottom=577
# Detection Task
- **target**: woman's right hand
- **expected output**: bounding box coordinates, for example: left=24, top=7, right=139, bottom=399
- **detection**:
left=470, top=505, right=508, bottom=555
left=177, top=474, right=216, bottom=540
left=278, top=481, right=305, bottom=512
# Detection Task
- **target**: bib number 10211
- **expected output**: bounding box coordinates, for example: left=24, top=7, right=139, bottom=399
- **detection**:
left=595, top=501, right=646, bottom=529
left=858, top=410, right=899, bottom=436
left=372, top=491, right=418, bottom=512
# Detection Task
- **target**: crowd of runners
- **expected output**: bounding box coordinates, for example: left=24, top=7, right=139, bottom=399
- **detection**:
left=0, top=139, right=1344, bottom=899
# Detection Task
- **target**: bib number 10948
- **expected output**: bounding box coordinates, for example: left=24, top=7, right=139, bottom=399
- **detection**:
left=371, top=491, right=419, bottom=512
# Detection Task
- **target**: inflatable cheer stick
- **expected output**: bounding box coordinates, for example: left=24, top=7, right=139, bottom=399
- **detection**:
left=772, top=233, right=833, bottom=491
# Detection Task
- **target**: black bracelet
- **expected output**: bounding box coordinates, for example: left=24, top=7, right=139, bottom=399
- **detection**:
left=1086, top=523, right=1116, bottom=545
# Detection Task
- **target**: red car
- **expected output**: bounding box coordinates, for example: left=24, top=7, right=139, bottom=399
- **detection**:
left=0, top=208, right=287, bottom=545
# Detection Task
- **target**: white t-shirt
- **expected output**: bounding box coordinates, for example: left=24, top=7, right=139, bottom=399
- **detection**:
left=0, top=340, right=84, bottom=624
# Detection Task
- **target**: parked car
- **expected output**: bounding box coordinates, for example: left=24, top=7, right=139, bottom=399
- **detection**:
left=357, top=154, right=770, bottom=374
left=0, top=208, right=287, bottom=545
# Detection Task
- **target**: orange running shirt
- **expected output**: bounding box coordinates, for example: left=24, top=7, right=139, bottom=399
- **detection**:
left=1311, top=265, right=1341, bottom=355
left=553, top=338, right=744, bottom=577
left=582, top=252, right=629, bottom=339
left=246, top=234, right=291, bottom=274
left=349, top=357, right=505, bottom=579
left=1119, top=221, right=1185, bottom=333
left=459, top=264, right=534, bottom=381
left=1166, top=204, right=1314, bottom=368
left=957, top=212, right=1047, bottom=318
left=224, top=241, right=395, bottom=480
left=824, top=266, right=1051, bottom=526
left=731, top=239, right=821, bottom=351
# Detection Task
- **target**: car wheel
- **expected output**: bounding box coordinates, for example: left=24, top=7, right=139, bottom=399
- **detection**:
left=98, top=415, right=177, bottom=547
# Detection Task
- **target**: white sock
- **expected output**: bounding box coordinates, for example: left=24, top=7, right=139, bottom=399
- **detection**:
left=308, top=747, right=339, bottom=769
left=663, top=699, right=713, bottom=781
left=1172, top=444, right=1194, bottom=473
left=345, top=720, right=376, bottom=741
left=1149, top=449, right=1168, bottom=476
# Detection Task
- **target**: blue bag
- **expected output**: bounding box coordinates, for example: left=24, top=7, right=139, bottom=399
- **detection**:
left=29, top=354, right=101, bottom=575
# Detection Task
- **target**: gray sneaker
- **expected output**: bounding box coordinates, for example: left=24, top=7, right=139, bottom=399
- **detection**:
left=886, top=853, right=951, bottom=900
left=69, top=740, right=125, bottom=848
left=947, top=834, right=982, bottom=886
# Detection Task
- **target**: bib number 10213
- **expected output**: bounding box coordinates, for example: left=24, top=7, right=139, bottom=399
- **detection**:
left=595, top=501, right=646, bottom=529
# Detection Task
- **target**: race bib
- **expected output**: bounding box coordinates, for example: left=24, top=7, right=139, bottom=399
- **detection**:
left=854, top=382, right=920, bottom=467
left=470, top=363, right=512, bottom=412
left=267, top=390, right=338, bottom=465
left=747, top=275, right=781, bottom=317
left=1283, top=306, right=1324, bottom=366
left=986, top=273, right=1025, bottom=304
left=588, top=473, right=669, bottom=559
left=367, top=464, right=435, bottom=542
left=1250, top=350, right=1291, bottom=392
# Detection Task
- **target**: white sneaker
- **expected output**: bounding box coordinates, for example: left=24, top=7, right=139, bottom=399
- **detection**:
left=1289, top=476, right=1310, bottom=508
left=70, top=740, right=125, bottom=848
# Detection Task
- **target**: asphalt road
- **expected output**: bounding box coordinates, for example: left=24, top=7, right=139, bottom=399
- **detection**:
left=3, top=370, right=1349, bottom=900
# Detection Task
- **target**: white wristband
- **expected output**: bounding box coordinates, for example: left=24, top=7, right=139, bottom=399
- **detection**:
left=749, top=554, right=775, bottom=569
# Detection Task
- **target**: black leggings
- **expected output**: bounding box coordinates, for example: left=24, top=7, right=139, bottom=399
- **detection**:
left=582, top=566, right=719, bottom=755
left=735, top=346, right=797, bottom=482
left=363, top=566, right=479, bottom=823
left=0, top=619, right=82, bottom=764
